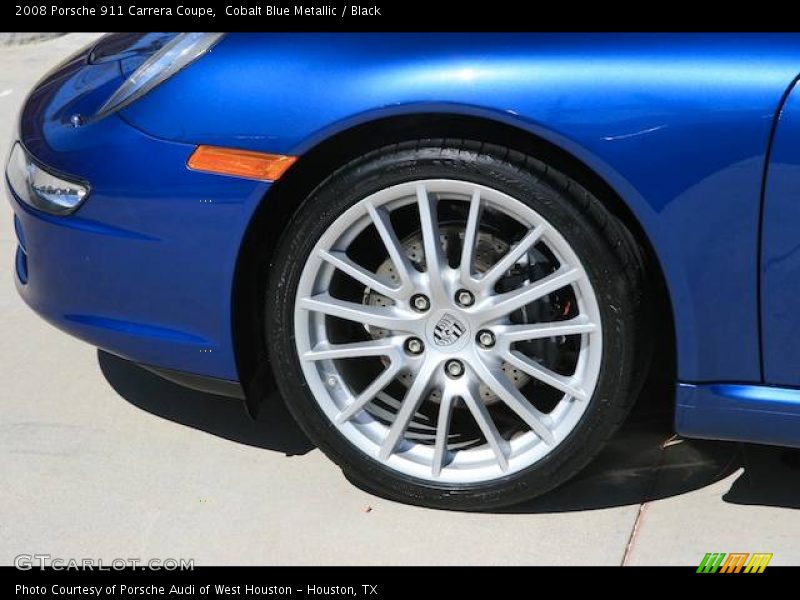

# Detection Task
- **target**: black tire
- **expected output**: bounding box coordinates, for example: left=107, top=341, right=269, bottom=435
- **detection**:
left=267, top=140, right=648, bottom=510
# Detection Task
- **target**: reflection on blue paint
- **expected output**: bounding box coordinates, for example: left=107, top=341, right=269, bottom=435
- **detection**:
left=709, top=383, right=800, bottom=405
left=64, top=314, right=209, bottom=345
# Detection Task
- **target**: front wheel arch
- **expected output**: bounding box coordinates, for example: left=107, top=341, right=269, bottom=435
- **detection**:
left=231, top=113, right=675, bottom=417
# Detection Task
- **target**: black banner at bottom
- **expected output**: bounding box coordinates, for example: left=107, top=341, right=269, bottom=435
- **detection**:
left=6, top=565, right=796, bottom=598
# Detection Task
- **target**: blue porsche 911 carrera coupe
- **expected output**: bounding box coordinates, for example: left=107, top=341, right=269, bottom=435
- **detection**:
left=7, top=32, right=800, bottom=509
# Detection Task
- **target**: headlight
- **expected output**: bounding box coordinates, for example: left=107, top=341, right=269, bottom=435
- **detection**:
left=6, top=143, right=88, bottom=215
left=95, top=32, right=224, bottom=118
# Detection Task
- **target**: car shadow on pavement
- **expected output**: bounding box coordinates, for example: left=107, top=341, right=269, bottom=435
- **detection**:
left=721, top=445, right=800, bottom=510
left=99, top=350, right=799, bottom=511
left=501, top=378, right=800, bottom=513
left=98, top=350, right=314, bottom=457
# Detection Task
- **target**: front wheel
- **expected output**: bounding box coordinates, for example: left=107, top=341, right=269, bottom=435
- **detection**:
left=267, top=141, right=647, bottom=510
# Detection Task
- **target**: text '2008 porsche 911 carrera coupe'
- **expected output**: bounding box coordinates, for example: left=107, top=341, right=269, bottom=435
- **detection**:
left=7, top=33, right=800, bottom=509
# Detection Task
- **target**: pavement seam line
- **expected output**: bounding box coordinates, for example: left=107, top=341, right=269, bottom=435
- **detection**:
left=620, top=432, right=676, bottom=566
left=621, top=500, right=648, bottom=566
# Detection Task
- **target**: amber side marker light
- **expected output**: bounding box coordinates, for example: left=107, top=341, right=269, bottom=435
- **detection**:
left=187, top=145, right=297, bottom=181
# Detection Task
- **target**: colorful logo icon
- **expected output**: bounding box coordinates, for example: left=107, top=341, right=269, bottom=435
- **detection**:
left=697, top=553, right=773, bottom=573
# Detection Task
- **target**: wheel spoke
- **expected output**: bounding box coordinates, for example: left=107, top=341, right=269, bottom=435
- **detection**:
left=416, top=184, right=447, bottom=298
left=461, top=384, right=509, bottom=471
left=471, top=359, right=556, bottom=445
left=477, top=224, right=545, bottom=292
left=495, top=315, right=597, bottom=344
left=299, top=293, right=419, bottom=332
left=335, top=362, right=403, bottom=423
left=459, top=189, right=483, bottom=284
left=379, top=360, right=437, bottom=460
left=302, top=338, right=398, bottom=362
left=478, top=266, right=581, bottom=323
left=432, top=391, right=455, bottom=477
left=503, top=350, right=588, bottom=401
left=318, top=249, right=403, bottom=299
left=366, top=202, right=415, bottom=291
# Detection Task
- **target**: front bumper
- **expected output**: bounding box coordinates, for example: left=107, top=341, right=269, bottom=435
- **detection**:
left=6, top=41, right=271, bottom=383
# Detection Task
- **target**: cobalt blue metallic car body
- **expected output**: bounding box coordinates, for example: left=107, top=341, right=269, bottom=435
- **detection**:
left=7, top=32, right=800, bottom=508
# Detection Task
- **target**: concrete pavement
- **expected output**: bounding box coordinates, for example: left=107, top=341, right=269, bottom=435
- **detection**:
left=0, top=34, right=797, bottom=566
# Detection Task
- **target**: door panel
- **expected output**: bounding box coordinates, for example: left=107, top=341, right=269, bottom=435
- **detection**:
left=762, top=81, right=800, bottom=385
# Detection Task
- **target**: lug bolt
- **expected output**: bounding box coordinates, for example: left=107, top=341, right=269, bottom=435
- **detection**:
left=456, top=289, right=475, bottom=307
left=405, top=337, right=425, bottom=355
left=477, top=330, right=496, bottom=348
left=326, top=375, right=337, bottom=387
left=445, top=359, right=465, bottom=378
left=411, top=294, right=431, bottom=312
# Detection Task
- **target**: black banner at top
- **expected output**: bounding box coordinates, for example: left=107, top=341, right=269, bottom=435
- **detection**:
left=4, top=1, right=795, bottom=31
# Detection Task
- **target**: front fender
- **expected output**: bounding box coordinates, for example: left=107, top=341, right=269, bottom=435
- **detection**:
left=120, top=32, right=800, bottom=383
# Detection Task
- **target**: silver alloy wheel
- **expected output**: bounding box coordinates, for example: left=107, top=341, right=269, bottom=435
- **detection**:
left=294, top=179, right=602, bottom=484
